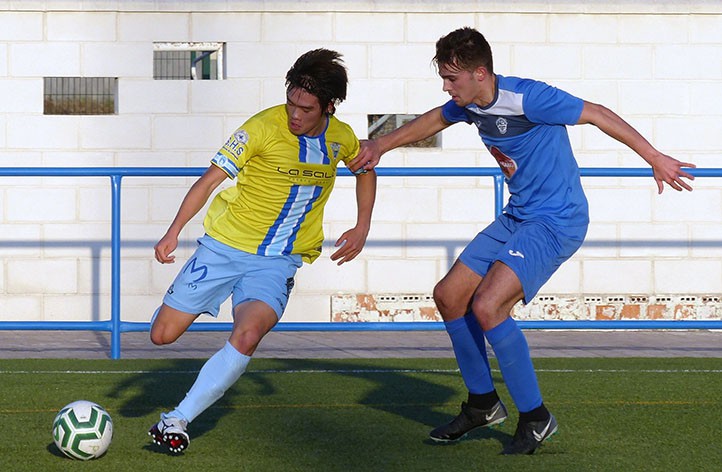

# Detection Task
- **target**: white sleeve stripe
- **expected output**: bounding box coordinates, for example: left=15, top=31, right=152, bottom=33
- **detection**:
left=211, top=152, right=240, bottom=179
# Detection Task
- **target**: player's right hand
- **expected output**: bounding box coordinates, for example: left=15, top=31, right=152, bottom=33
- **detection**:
left=154, top=235, right=178, bottom=264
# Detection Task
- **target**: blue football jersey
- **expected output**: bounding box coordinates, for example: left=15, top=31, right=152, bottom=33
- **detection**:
left=442, top=75, right=588, bottom=227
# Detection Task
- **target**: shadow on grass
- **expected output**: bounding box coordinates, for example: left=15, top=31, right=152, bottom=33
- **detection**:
left=109, top=359, right=504, bottom=438
left=108, top=350, right=511, bottom=470
left=107, top=358, right=247, bottom=444
left=46, top=442, right=66, bottom=459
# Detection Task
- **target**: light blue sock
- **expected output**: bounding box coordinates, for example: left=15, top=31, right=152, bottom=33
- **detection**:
left=485, top=317, right=542, bottom=413
left=149, top=306, right=161, bottom=329
left=444, top=312, right=495, bottom=395
left=167, top=341, right=251, bottom=423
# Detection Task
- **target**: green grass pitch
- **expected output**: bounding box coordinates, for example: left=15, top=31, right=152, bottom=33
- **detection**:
left=0, top=357, right=720, bottom=471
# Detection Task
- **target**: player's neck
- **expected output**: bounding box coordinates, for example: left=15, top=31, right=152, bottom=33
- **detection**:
left=306, top=115, right=329, bottom=137
left=473, top=73, right=496, bottom=108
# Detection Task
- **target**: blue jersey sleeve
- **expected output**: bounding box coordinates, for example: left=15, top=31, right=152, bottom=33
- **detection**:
left=522, top=81, right=584, bottom=126
left=441, top=100, right=473, bottom=124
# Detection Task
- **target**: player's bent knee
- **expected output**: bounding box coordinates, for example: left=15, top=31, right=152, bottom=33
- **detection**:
left=471, top=297, right=490, bottom=317
left=433, top=280, right=460, bottom=316
left=470, top=297, right=507, bottom=330
left=149, top=326, right=175, bottom=346
left=149, top=318, right=186, bottom=345
left=432, top=281, right=445, bottom=305
left=149, top=331, right=165, bottom=346
left=228, top=328, right=266, bottom=356
left=148, top=305, right=197, bottom=345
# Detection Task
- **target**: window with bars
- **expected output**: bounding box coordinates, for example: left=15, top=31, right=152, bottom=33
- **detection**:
left=368, top=114, right=441, bottom=148
left=43, top=77, right=117, bottom=115
left=153, top=42, right=224, bottom=80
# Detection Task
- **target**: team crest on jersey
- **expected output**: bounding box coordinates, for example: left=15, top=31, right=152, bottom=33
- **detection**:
left=495, top=117, right=508, bottom=135
left=234, top=129, right=249, bottom=144
left=330, top=142, right=341, bottom=159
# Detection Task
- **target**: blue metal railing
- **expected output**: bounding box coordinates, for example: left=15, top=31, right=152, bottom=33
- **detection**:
left=0, top=166, right=720, bottom=359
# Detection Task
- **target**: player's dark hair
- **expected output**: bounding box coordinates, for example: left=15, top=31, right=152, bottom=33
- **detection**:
left=286, top=48, right=348, bottom=115
left=433, top=27, right=494, bottom=74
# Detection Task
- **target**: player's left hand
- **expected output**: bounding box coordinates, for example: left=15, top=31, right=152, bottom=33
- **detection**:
left=652, top=153, right=695, bottom=193
left=330, top=226, right=369, bottom=265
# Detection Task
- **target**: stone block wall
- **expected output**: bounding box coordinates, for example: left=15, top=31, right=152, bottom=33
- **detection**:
left=0, top=1, right=720, bottom=323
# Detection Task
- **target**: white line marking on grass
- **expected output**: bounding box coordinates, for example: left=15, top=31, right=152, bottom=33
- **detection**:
left=0, top=370, right=202, bottom=375
left=537, top=369, right=722, bottom=373
left=0, top=369, right=459, bottom=375
left=255, top=368, right=722, bottom=374
left=1, top=368, right=721, bottom=375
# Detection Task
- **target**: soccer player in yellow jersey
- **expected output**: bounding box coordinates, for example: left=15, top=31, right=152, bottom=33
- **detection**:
left=147, top=49, right=377, bottom=454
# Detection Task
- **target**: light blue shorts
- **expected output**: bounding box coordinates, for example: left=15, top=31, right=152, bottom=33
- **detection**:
left=163, top=235, right=303, bottom=319
left=459, top=214, right=587, bottom=303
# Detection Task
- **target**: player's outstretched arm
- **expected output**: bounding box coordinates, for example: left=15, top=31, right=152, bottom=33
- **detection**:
left=330, top=169, right=377, bottom=265
left=349, top=107, right=450, bottom=173
left=578, top=101, right=695, bottom=193
left=154, top=165, right=228, bottom=264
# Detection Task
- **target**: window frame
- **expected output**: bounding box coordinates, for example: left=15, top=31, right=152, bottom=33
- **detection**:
left=153, top=42, right=225, bottom=80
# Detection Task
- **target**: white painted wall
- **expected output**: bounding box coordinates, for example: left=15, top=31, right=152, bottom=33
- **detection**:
left=0, top=1, right=720, bottom=323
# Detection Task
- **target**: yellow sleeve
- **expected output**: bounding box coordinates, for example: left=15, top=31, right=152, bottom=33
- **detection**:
left=211, top=114, right=266, bottom=179
left=341, top=135, right=360, bottom=166
left=330, top=118, right=360, bottom=166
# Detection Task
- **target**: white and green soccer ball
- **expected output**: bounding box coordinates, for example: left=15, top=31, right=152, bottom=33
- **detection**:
left=52, top=400, right=113, bottom=460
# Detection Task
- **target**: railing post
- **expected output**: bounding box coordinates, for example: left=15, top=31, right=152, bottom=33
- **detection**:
left=110, top=175, right=122, bottom=359
left=493, top=174, right=504, bottom=216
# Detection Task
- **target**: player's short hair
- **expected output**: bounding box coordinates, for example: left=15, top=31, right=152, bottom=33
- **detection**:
left=433, top=27, right=494, bottom=74
left=285, top=48, right=348, bottom=115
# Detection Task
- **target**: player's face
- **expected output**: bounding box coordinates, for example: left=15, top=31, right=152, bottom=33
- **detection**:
left=285, top=87, right=330, bottom=137
left=439, top=63, right=484, bottom=107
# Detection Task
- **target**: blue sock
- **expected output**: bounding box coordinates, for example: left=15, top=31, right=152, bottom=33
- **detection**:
left=485, top=317, right=542, bottom=413
left=168, top=341, right=251, bottom=423
left=444, top=312, right=494, bottom=395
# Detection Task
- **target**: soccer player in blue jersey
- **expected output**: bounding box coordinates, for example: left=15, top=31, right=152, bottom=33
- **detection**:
left=147, top=49, right=377, bottom=454
left=351, top=27, right=694, bottom=455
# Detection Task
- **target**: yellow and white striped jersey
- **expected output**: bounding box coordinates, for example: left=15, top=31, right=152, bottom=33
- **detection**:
left=204, top=104, right=360, bottom=263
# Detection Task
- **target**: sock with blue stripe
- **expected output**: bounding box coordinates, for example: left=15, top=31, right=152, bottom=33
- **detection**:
left=485, top=317, right=542, bottom=413
left=445, top=312, right=495, bottom=398
left=167, top=341, right=251, bottom=423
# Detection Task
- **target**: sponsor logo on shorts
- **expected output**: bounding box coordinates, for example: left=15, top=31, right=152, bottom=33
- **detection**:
left=182, top=257, right=208, bottom=283
left=508, top=249, right=525, bottom=259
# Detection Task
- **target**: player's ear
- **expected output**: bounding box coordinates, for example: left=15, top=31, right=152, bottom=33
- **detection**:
left=474, top=66, right=486, bottom=81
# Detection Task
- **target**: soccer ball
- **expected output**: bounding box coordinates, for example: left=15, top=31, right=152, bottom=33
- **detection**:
left=52, top=400, right=113, bottom=460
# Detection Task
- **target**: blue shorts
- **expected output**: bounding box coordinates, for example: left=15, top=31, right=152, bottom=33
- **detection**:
left=163, top=235, right=303, bottom=319
left=459, top=214, right=587, bottom=303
